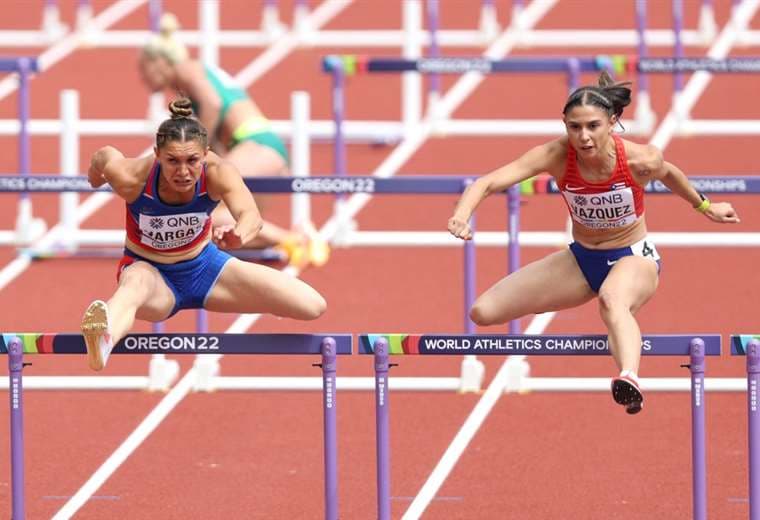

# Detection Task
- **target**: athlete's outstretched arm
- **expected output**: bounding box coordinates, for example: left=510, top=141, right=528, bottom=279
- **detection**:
left=209, top=160, right=263, bottom=248
left=649, top=158, right=740, bottom=224
left=88, top=146, right=124, bottom=187
left=88, top=147, right=151, bottom=202
left=448, top=140, right=562, bottom=240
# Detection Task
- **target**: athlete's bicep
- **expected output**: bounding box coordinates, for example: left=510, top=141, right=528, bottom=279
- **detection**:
left=627, top=143, right=665, bottom=183
left=483, top=141, right=561, bottom=193
left=104, top=156, right=150, bottom=201
left=213, top=163, right=256, bottom=220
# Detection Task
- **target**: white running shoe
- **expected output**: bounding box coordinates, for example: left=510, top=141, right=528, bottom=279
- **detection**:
left=81, top=300, right=113, bottom=371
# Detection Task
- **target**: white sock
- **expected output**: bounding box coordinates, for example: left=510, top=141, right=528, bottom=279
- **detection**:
left=619, top=370, right=639, bottom=384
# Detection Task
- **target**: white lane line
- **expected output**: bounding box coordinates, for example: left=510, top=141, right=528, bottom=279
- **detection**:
left=650, top=0, right=760, bottom=149
left=48, top=3, right=353, bottom=517
left=0, top=0, right=147, bottom=102
left=0, top=0, right=148, bottom=286
left=320, top=0, right=559, bottom=241
left=401, top=314, right=554, bottom=520
left=234, top=0, right=558, bottom=332
left=0, top=0, right=348, bottom=294
left=50, top=369, right=197, bottom=520
left=403, top=2, right=760, bottom=517
left=0, top=191, right=113, bottom=291
left=236, top=0, right=352, bottom=86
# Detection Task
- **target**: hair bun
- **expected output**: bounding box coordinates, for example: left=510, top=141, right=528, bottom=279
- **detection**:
left=159, top=13, right=180, bottom=37
left=168, top=98, right=194, bottom=119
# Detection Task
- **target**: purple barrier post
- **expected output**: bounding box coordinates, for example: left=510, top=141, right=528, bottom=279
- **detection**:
left=8, top=337, right=26, bottom=520
left=689, top=338, right=707, bottom=520
left=566, top=57, right=581, bottom=93
left=507, top=184, right=521, bottom=334
left=18, top=57, right=31, bottom=205
left=196, top=309, right=208, bottom=333
left=331, top=64, right=346, bottom=180
left=635, top=0, right=650, bottom=94
left=148, top=0, right=163, bottom=32
left=747, top=339, right=760, bottom=519
left=672, top=0, right=684, bottom=93
left=330, top=60, right=347, bottom=214
left=374, top=337, right=391, bottom=520
left=463, top=179, right=476, bottom=334
left=426, top=0, right=441, bottom=100
left=319, top=337, right=339, bottom=520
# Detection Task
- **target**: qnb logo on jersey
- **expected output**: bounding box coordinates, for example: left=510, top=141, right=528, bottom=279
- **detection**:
left=139, top=212, right=208, bottom=249
left=563, top=188, right=636, bottom=230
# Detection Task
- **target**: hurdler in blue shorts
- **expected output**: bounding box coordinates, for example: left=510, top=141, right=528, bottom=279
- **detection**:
left=448, top=71, right=740, bottom=415
left=81, top=98, right=327, bottom=372
left=569, top=237, right=661, bottom=294
left=119, top=242, right=232, bottom=318
left=137, top=16, right=332, bottom=268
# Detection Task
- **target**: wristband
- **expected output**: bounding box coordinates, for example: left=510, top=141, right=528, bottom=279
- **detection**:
left=694, top=193, right=711, bottom=213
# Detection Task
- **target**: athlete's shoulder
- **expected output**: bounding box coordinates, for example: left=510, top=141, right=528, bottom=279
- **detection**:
left=105, top=154, right=153, bottom=203
left=621, top=138, right=663, bottom=176
left=106, top=154, right=152, bottom=185
left=539, top=137, right=570, bottom=175
left=203, top=152, right=242, bottom=197
left=535, top=136, right=569, bottom=161
left=202, top=151, right=228, bottom=175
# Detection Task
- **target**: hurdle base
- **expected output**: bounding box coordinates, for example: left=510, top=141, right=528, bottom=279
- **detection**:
left=503, top=356, right=531, bottom=393
left=458, top=356, right=485, bottom=393
left=193, top=355, right=222, bottom=392
left=148, top=355, right=180, bottom=392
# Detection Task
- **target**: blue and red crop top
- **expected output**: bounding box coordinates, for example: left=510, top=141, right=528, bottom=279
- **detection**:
left=125, top=161, right=218, bottom=253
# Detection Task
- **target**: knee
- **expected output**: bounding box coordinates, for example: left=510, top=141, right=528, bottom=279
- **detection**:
left=469, top=302, right=495, bottom=327
left=299, top=292, right=327, bottom=321
left=597, top=290, right=629, bottom=323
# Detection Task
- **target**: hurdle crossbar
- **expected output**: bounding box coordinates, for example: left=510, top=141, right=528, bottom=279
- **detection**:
left=2, top=174, right=760, bottom=195
left=2, top=333, right=350, bottom=520
left=361, top=334, right=720, bottom=520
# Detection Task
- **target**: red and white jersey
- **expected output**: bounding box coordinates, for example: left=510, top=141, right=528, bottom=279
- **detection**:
left=558, top=134, right=645, bottom=231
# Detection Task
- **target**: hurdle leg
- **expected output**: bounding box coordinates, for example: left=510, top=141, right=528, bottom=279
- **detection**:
left=374, top=337, right=391, bottom=520
left=319, top=337, right=339, bottom=520
left=747, top=339, right=760, bottom=520
left=460, top=182, right=484, bottom=393
left=689, top=338, right=707, bottom=520
left=8, top=337, right=26, bottom=519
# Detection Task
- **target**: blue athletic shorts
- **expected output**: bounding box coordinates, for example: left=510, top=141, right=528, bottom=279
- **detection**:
left=569, top=237, right=661, bottom=293
left=119, top=242, right=233, bottom=317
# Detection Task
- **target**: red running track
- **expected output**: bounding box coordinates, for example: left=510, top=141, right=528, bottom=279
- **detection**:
left=0, top=1, right=759, bottom=518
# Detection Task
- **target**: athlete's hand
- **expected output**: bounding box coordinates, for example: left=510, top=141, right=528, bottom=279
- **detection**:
left=705, top=202, right=741, bottom=224
left=448, top=215, right=473, bottom=240
left=87, top=162, right=107, bottom=188
left=213, top=225, right=244, bottom=249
